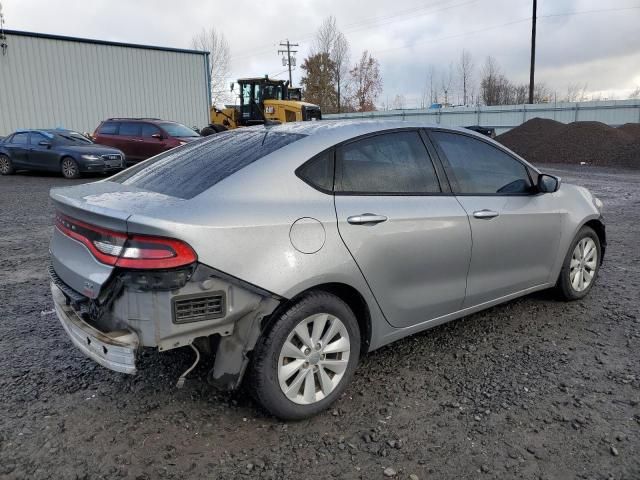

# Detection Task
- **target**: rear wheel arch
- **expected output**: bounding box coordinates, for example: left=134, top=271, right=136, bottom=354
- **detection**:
left=259, top=282, right=372, bottom=356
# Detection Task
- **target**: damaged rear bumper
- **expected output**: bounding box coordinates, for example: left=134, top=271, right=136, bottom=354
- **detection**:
left=49, top=262, right=283, bottom=387
left=51, top=283, right=139, bottom=374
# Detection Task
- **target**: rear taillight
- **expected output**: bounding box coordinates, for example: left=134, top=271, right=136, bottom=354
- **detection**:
left=55, top=213, right=197, bottom=269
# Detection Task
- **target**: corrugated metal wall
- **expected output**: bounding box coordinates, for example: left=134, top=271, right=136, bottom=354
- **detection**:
left=325, top=100, right=640, bottom=134
left=0, top=32, right=210, bottom=135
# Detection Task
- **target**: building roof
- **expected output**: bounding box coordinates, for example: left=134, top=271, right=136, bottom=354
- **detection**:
left=4, top=29, right=209, bottom=56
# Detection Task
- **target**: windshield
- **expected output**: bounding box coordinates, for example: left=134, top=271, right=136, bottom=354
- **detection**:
left=108, top=129, right=306, bottom=199
left=158, top=122, right=200, bottom=138
left=55, top=132, right=93, bottom=145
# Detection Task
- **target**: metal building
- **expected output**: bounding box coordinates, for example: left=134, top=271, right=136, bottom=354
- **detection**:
left=0, top=30, right=210, bottom=136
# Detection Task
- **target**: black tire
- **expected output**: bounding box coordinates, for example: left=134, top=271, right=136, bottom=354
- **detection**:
left=247, top=291, right=361, bottom=420
left=0, top=154, right=14, bottom=175
left=211, top=124, right=228, bottom=133
left=61, top=157, right=80, bottom=179
left=556, top=226, right=601, bottom=301
left=200, top=126, right=217, bottom=137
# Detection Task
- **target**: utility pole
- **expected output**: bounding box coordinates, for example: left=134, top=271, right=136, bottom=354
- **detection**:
left=278, top=40, right=298, bottom=87
left=0, top=2, right=8, bottom=56
left=528, top=0, right=537, bottom=104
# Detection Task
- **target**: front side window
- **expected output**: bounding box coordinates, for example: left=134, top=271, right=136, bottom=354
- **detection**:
left=432, top=132, right=533, bottom=195
left=11, top=132, right=29, bottom=144
left=335, top=131, right=441, bottom=194
left=30, top=132, right=49, bottom=144
left=141, top=123, right=161, bottom=138
left=118, top=122, right=141, bottom=137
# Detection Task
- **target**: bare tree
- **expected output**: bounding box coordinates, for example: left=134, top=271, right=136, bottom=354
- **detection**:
left=191, top=28, right=231, bottom=106
left=314, top=16, right=351, bottom=113
left=349, top=50, right=383, bottom=112
left=440, top=63, right=454, bottom=105
left=628, top=86, right=640, bottom=99
left=392, top=94, right=406, bottom=110
left=565, top=82, right=589, bottom=102
left=457, top=49, right=473, bottom=105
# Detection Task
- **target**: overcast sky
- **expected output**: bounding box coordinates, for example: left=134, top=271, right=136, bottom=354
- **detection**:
left=3, top=0, right=639, bottom=107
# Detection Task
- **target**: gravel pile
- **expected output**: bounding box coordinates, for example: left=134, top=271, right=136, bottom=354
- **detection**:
left=497, top=118, right=640, bottom=168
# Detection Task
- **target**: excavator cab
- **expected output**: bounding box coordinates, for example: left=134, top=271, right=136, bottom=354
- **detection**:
left=238, top=77, right=287, bottom=126
left=207, top=75, right=321, bottom=134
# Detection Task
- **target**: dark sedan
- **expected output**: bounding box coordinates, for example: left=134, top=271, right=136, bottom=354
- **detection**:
left=0, top=129, right=126, bottom=179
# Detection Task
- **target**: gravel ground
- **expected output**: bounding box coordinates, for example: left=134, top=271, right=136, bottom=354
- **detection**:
left=1, top=166, right=639, bottom=480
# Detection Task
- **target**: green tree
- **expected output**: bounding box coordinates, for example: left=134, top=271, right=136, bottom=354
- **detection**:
left=300, top=53, right=338, bottom=113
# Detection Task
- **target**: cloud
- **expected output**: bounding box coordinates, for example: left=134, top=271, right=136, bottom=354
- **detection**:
left=3, top=0, right=639, bottom=106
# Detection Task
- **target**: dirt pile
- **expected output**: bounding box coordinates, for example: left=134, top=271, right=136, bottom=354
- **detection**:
left=497, top=118, right=640, bottom=168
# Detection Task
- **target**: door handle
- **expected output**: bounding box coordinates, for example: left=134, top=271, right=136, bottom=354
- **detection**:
left=347, top=213, right=388, bottom=225
left=473, top=209, right=499, bottom=219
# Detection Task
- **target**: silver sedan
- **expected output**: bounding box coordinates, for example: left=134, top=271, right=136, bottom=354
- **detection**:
left=48, top=120, right=605, bottom=419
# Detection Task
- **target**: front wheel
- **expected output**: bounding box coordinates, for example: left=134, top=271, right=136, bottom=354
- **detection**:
left=61, top=157, right=80, bottom=179
left=0, top=154, right=14, bottom=175
left=556, top=226, right=601, bottom=300
left=247, top=292, right=360, bottom=420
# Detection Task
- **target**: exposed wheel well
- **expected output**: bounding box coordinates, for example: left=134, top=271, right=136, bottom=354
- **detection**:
left=584, top=218, right=606, bottom=263
left=261, top=283, right=372, bottom=355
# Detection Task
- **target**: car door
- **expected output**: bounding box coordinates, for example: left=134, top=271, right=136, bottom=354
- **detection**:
left=28, top=131, right=59, bottom=171
left=113, top=122, right=142, bottom=161
left=334, top=130, right=472, bottom=328
left=139, top=123, right=168, bottom=158
left=429, top=130, right=562, bottom=308
left=5, top=132, right=30, bottom=167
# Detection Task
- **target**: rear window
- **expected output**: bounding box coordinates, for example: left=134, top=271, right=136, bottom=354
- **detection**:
left=109, top=129, right=306, bottom=199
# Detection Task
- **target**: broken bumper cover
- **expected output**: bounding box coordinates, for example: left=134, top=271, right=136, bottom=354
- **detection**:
left=51, top=283, right=139, bottom=374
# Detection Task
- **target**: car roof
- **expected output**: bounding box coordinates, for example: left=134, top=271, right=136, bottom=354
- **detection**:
left=105, top=118, right=162, bottom=122
left=244, top=119, right=482, bottom=148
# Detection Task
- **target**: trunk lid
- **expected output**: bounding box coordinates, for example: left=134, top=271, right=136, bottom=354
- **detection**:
left=49, top=181, right=186, bottom=298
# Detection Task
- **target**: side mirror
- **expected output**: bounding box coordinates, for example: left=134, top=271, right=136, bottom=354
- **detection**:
left=151, top=133, right=163, bottom=140
left=39, top=140, right=51, bottom=148
left=538, top=173, right=561, bottom=193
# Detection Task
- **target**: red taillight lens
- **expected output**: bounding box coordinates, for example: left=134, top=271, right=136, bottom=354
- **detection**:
left=55, top=213, right=197, bottom=269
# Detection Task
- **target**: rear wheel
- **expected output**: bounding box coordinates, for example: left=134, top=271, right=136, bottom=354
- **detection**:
left=61, top=157, right=80, bottom=179
left=0, top=155, right=14, bottom=175
left=556, top=226, right=601, bottom=300
left=248, top=292, right=360, bottom=420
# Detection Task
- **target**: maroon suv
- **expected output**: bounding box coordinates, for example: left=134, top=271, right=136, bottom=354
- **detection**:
left=93, top=118, right=201, bottom=163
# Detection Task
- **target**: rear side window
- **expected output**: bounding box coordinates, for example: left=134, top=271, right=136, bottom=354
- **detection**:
left=118, top=122, right=141, bottom=136
left=296, top=150, right=334, bottom=192
left=335, top=131, right=441, bottom=194
left=98, top=122, right=118, bottom=135
left=109, top=129, right=305, bottom=199
left=432, top=131, right=533, bottom=194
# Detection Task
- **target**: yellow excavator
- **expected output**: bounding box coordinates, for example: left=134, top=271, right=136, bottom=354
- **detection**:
left=202, top=76, right=321, bottom=136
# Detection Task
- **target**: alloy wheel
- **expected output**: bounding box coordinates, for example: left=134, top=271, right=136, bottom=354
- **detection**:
left=570, top=237, right=598, bottom=292
left=0, top=157, right=10, bottom=174
left=62, top=159, right=78, bottom=178
left=278, top=313, right=351, bottom=405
